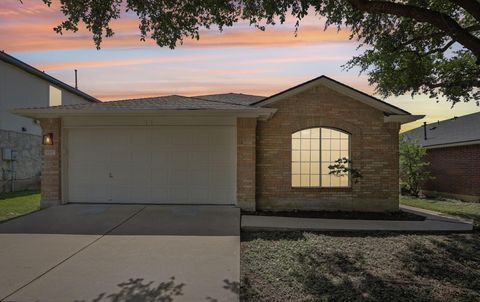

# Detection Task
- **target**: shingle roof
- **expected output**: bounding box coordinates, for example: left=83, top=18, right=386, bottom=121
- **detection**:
left=0, top=51, right=99, bottom=103
left=402, top=112, right=480, bottom=148
left=194, top=93, right=265, bottom=106
left=21, top=95, right=256, bottom=111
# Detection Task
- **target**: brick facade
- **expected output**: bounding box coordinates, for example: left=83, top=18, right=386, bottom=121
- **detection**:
left=424, top=144, right=480, bottom=202
left=39, top=118, right=62, bottom=208
left=237, top=118, right=257, bottom=211
left=37, top=87, right=403, bottom=212
left=256, top=85, right=401, bottom=212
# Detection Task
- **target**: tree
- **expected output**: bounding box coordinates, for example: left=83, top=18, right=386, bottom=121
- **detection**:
left=40, top=0, right=479, bottom=105
left=328, top=157, right=363, bottom=184
left=399, top=137, right=432, bottom=196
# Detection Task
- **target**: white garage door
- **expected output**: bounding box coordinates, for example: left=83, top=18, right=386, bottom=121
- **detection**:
left=67, top=126, right=236, bottom=204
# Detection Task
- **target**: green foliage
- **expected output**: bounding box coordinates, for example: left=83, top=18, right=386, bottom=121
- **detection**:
left=39, top=0, right=480, bottom=105
left=328, top=157, right=363, bottom=183
left=399, top=137, right=432, bottom=197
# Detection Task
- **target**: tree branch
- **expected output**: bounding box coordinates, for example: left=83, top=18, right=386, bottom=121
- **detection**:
left=424, top=40, right=456, bottom=55
left=347, top=0, right=480, bottom=60
left=449, top=0, right=480, bottom=23
left=428, top=79, right=480, bottom=88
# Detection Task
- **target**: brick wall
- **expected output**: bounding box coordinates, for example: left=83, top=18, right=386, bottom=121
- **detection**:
left=256, top=85, right=401, bottom=212
left=424, top=144, right=480, bottom=201
left=237, top=118, right=257, bottom=211
left=39, top=118, right=62, bottom=208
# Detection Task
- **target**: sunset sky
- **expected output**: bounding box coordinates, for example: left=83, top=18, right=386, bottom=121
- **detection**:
left=2, top=0, right=478, bottom=131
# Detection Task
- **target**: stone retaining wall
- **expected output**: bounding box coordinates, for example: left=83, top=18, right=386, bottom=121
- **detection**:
left=0, top=129, right=41, bottom=192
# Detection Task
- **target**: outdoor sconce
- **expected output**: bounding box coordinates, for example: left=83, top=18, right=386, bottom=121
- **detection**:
left=42, top=133, right=53, bottom=145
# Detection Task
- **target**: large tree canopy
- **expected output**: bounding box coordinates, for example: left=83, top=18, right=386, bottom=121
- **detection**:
left=41, top=0, right=480, bottom=105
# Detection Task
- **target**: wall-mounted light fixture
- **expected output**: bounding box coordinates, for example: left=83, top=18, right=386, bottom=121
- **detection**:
left=42, top=133, right=53, bottom=145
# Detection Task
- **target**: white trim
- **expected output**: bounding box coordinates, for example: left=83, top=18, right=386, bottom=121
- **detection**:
left=254, top=76, right=409, bottom=115
left=384, top=115, right=425, bottom=124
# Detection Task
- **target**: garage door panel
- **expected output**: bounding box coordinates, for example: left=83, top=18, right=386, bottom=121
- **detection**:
left=67, top=126, right=236, bottom=205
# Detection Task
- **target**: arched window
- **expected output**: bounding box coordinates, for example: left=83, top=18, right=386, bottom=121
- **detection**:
left=291, top=127, right=350, bottom=188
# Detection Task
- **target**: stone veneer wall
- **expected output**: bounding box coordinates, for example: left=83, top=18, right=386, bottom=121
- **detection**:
left=38, top=118, right=62, bottom=208
left=0, top=129, right=41, bottom=192
left=256, top=85, right=401, bottom=212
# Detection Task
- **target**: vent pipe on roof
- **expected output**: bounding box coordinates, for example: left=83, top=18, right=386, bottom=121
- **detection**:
left=74, top=69, right=78, bottom=89
left=423, top=122, right=427, bottom=140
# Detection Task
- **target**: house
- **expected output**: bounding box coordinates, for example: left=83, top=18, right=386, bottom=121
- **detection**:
left=0, top=52, right=99, bottom=192
left=403, top=112, right=480, bottom=202
left=14, top=76, right=422, bottom=211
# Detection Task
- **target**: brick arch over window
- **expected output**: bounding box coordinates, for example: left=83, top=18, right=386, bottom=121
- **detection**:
left=291, top=127, right=351, bottom=188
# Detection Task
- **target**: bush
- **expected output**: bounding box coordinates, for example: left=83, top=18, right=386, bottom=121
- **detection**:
left=400, top=137, right=433, bottom=197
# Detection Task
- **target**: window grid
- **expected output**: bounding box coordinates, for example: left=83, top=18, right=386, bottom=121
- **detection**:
left=292, top=127, right=350, bottom=188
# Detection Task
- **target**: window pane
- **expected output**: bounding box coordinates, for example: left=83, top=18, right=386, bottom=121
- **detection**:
left=301, top=151, right=310, bottom=162
left=321, top=139, right=331, bottom=150
left=301, top=139, right=311, bottom=150
left=331, top=129, right=340, bottom=139
left=301, top=175, right=310, bottom=186
left=311, top=175, right=320, bottom=187
left=340, top=132, right=349, bottom=140
left=311, top=162, right=320, bottom=174
left=321, top=150, right=330, bottom=162
left=311, top=128, right=320, bottom=138
left=311, top=139, right=320, bottom=150
left=331, top=176, right=341, bottom=187
left=301, top=163, right=310, bottom=174
left=321, top=175, right=331, bottom=187
left=340, top=176, right=349, bottom=187
left=292, top=139, right=301, bottom=150
left=331, top=139, right=340, bottom=150
left=292, top=132, right=301, bottom=139
left=301, top=129, right=311, bottom=138
left=340, top=150, right=349, bottom=159
left=321, top=128, right=331, bottom=139
left=321, top=163, right=331, bottom=174
left=292, top=150, right=300, bottom=162
left=292, top=175, right=301, bottom=187
left=311, top=151, right=320, bottom=162
left=292, top=163, right=300, bottom=174
left=331, top=150, right=341, bottom=162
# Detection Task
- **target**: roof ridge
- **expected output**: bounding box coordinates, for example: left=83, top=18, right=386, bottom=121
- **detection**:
left=191, top=95, right=253, bottom=107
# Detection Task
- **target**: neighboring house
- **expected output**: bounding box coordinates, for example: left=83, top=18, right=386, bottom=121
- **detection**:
left=403, top=112, right=480, bottom=202
left=14, top=76, right=422, bottom=211
left=0, top=51, right=99, bottom=192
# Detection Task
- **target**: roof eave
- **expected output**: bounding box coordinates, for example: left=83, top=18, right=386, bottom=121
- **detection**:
left=384, top=114, right=425, bottom=124
left=423, top=139, right=480, bottom=150
left=12, top=108, right=277, bottom=120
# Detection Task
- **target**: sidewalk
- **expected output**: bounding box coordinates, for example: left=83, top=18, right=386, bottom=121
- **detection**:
left=241, top=205, right=473, bottom=232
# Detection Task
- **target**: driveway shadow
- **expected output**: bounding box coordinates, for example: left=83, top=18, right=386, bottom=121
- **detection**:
left=0, top=204, right=240, bottom=236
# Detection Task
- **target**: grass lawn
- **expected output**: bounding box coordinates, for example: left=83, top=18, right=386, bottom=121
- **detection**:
left=400, top=195, right=480, bottom=227
left=241, top=196, right=480, bottom=301
left=0, top=190, right=41, bottom=221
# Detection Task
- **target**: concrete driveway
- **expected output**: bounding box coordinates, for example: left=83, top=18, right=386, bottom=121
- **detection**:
left=0, top=204, right=240, bottom=302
